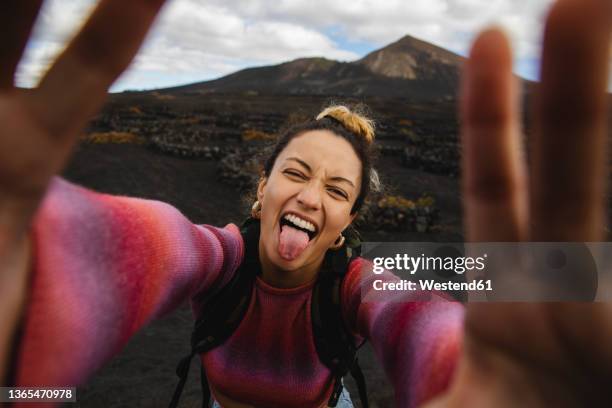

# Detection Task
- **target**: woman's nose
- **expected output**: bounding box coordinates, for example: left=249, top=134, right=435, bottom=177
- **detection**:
left=296, top=183, right=322, bottom=211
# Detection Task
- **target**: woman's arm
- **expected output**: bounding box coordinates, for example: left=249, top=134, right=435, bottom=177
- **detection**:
left=11, top=177, right=243, bottom=389
left=0, top=0, right=170, bottom=387
left=341, top=258, right=464, bottom=408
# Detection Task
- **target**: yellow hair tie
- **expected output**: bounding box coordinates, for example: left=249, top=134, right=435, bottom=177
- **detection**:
left=316, top=105, right=375, bottom=145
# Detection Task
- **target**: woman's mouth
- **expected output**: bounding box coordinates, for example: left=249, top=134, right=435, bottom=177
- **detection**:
left=277, top=213, right=319, bottom=261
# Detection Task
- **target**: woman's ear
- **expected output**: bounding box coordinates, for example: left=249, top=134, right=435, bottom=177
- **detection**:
left=257, top=177, right=267, bottom=202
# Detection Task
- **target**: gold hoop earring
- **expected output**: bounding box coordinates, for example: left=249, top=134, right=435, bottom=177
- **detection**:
left=251, top=200, right=262, bottom=219
left=330, top=234, right=345, bottom=250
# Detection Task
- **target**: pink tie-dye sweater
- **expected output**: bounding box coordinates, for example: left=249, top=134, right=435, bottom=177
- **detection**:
left=12, top=176, right=464, bottom=408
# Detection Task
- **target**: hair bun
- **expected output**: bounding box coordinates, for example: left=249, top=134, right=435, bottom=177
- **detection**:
left=316, top=105, right=375, bottom=145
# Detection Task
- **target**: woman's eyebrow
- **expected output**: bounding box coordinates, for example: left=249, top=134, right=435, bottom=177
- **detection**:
left=286, top=157, right=312, bottom=172
left=286, top=157, right=355, bottom=188
left=329, top=176, right=355, bottom=188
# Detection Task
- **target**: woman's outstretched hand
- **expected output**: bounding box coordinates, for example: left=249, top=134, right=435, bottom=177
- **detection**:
left=428, top=0, right=611, bottom=406
left=0, top=0, right=168, bottom=386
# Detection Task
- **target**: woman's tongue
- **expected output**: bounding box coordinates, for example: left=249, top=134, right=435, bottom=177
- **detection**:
left=278, top=224, right=310, bottom=261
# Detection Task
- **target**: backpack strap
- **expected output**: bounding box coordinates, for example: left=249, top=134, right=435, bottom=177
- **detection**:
left=312, top=245, right=369, bottom=408
left=169, top=218, right=260, bottom=408
left=200, top=365, right=209, bottom=408
left=170, top=219, right=369, bottom=408
left=349, top=357, right=368, bottom=408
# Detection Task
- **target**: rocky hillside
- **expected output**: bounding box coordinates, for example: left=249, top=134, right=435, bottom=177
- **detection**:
left=159, top=35, right=465, bottom=100
left=357, top=35, right=463, bottom=85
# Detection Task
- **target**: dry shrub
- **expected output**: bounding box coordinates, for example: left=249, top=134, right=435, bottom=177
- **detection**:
left=85, top=132, right=146, bottom=144
left=242, top=129, right=276, bottom=142
left=179, top=117, right=201, bottom=125
left=376, top=195, right=434, bottom=210
left=358, top=193, right=438, bottom=232
left=150, top=91, right=175, bottom=101
left=398, top=119, right=413, bottom=126
left=127, top=106, right=143, bottom=115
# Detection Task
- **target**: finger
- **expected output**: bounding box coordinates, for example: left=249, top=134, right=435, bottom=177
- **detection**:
left=460, top=28, right=528, bottom=242
left=28, top=0, right=167, bottom=142
left=531, top=0, right=611, bottom=241
left=0, top=0, right=44, bottom=89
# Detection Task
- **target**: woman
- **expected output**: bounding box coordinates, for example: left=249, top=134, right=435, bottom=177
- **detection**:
left=1, top=0, right=611, bottom=407
left=9, top=103, right=464, bottom=408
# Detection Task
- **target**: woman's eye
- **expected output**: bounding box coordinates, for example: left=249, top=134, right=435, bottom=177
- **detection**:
left=328, top=187, right=348, bottom=199
left=284, top=170, right=305, bottom=179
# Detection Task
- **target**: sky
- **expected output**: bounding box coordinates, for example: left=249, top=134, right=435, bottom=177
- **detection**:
left=15, top=0, right=610, bottom=92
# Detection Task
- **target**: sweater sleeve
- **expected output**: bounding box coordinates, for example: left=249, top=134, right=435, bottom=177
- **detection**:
left=13, top=176, right=244, bottom=391
left=341, top=257, right=464, bottom=408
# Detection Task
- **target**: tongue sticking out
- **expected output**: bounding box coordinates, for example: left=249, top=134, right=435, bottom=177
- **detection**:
left=279, top=224, right=310, bottom=261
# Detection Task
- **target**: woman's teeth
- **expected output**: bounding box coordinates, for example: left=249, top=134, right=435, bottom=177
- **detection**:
left=283, top=214, right=316, bottom=233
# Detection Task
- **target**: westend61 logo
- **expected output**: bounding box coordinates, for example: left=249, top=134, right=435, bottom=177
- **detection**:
left=372, top=253, right=488, bottom=275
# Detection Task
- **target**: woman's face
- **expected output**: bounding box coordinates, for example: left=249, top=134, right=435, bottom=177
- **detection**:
left=257, top=130, right=362, bottom=275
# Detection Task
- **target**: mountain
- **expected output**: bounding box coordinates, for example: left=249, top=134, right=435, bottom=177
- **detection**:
left=159, top=35, right=466, bottom=99
left=356, top=35, right=463, bottom=84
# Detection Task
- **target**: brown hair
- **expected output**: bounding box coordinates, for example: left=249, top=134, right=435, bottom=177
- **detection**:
left=262, top=104, right=380, bottom=215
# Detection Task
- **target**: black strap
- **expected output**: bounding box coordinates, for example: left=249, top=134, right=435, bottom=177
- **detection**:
left=311, top=244, right=370, bottom=408
left=201, top=365, right=210, bottom=408
left=350, top=358, right=369, bottom=408
left=311, top=246, right=354, bottom=365
left=327, top=358, right=368, bottom=408
left=328, top=375, right=345, bottom=407
left=170, top=218, right=369, bottom=408
left=326, top=359, right=369, bottom=408
left=169, top=219, right=260, bottom=408
left=191, top=219, right=260, bottom=350
left=169, top=352, right=196, bottom=408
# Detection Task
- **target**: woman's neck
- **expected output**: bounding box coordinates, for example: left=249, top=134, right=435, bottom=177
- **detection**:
left=258, top=239, right=323, bottom=288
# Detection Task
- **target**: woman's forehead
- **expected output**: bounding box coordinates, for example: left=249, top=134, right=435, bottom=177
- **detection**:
left=277, top=130, right=362, bottom=177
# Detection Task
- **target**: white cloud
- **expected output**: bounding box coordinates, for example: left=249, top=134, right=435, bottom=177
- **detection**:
left=15, top=0, right=609, bottom=91
left=30, top=0, right=96, bottom=42
left=198, top=0, right=554, bottom=62
left=16, top=0, right=359, bottom=90
left=180, top=0, right=560, bottom=87
left=15, top=41, right=63, bottom=87
left=16, top=0, right=96, bottom=87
